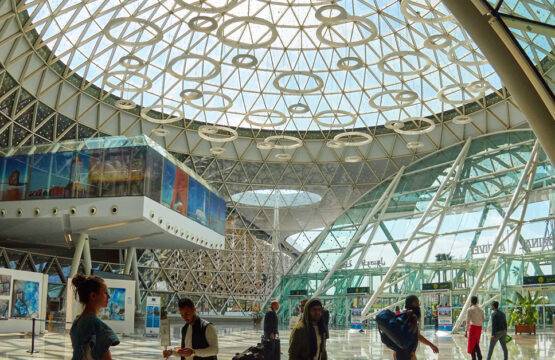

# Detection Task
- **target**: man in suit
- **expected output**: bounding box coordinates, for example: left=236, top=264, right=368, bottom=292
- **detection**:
left=263, top=300, right=280, bottom=360
left=486, top=301, right=508, bottom=360
left=162, top=297, right=218, bottom=360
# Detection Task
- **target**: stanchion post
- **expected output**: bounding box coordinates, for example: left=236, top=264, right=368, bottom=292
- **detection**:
left=27, top=317, right=38, bottom=354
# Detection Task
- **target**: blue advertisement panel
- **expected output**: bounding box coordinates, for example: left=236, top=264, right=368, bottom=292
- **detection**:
left=27, top=153, right=52, bottom=199
left=161, top=159, right=189, bottom=215
left=1, top=156, right=29, bottom=201
left=146, top=148, right=163, bottom=202
left=188, top=177, right=208, bottom=226
left=209, top=192, right=226, bottom=235
left=161, top=159, right=176, bottom=208
left=129, top=147, right=146, bottom=196
left=100, top=147, right=132, bottom=197
left=48, top=151, right=74, bottom=198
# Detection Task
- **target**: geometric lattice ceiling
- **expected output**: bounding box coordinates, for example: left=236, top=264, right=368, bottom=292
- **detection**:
left=26, top=0, right=502, bottom=133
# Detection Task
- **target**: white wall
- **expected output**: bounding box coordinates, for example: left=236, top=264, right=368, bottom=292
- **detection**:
left=66, top=278, right=135, bottom=335
left=0, top=268, right=48, bottom=334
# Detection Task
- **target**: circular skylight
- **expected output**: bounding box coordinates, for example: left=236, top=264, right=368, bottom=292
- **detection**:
left=231, top=189, right=322, bottom=208
left=25, top=0, right=501, bottom=132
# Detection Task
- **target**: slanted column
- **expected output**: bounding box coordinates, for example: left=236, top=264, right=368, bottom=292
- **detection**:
left=69, top=233, right=89, bottom=278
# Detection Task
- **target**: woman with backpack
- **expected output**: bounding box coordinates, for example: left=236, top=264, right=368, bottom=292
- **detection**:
left=377, top=295, right=439, bottom=359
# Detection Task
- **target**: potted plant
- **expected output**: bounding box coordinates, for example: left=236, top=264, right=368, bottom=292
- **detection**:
left=506, top=291, right=545, bottom=335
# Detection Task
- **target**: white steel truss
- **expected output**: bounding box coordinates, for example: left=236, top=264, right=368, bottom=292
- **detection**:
left=361, top=137, right=472, bottom=319
left=313, top=166, right=405, bottom=297
left=451, top=139, right=541, bottom=332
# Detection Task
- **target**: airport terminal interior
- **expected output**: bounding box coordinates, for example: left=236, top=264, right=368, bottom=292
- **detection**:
left=0, top=0, right=554, bottom=359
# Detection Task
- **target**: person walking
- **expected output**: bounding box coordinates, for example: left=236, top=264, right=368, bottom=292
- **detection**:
left=288, top=298, right=327, bottom=360
left=162, top=297, right=218, bottom=359
left=465, top=296, right=485, bottom=360
left=485, top=301, right=508, bottom=360
left=393, top=295, right=439, bottom=360
left=70, top=274, right=120, bottom=360
left=263, top=300, right=280, bottom=360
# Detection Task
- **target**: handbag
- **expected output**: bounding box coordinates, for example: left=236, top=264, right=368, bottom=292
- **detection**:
left=503, top=334, right=512, bottom=343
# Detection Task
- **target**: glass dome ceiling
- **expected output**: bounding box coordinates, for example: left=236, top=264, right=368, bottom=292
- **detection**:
left=26, top=0, right=502, bottom=132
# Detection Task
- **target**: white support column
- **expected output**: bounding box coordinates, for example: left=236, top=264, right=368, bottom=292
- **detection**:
left=361, top=139, right=472, bottom=319
left=69, top=233, right=88, bottom=278
left=82, top=235, right=92, bottom=276
left=452, top=140, right=541, bottom=332
left=131, top=248, right=142, bottom=313
left=123, top=247, right=135, bottom=275
left=313, top=167, right=405, bottom=297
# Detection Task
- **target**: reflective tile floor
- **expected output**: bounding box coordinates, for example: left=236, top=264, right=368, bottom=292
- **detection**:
left=0, top=327, right=554, bottom=359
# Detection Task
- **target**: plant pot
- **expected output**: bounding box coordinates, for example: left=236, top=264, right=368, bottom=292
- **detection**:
left=515, top=324, right=536, bottom=335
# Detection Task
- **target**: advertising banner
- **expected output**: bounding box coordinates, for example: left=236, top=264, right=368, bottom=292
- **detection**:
left=437, top=306, right=453, bottom=331
left=145, top=296, right=161, bottom=336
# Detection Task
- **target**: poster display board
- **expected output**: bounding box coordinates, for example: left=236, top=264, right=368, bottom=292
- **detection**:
left=0, top=268, right=48, bottom=334
left=437, top=306, right=453, bottom=331
left=66, top=278, right=135, bottom=335
left=145, top=296, right=161, bottom=336
left=350, top=308, right=364, bottom=331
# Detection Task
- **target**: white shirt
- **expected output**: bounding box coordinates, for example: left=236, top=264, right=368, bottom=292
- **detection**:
left=466, top=305, right=485, bottom=328
left=183, top=323, right=219, bottom=359
left=313, top=325, right=321, bottom=360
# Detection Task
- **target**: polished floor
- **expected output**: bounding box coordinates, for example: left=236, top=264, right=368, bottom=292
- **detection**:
left=0, top=326, right=554, bottom=359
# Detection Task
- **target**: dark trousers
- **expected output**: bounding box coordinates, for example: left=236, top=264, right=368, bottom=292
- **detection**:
left=471, top=343, right=482, bottom=360
left=486, top=332, right=508, bottom=360
left=263, top=339, right=280, bottom=360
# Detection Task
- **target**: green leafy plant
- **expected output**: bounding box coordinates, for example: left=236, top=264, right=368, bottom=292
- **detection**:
left=506, top=291, right=545, bottom=326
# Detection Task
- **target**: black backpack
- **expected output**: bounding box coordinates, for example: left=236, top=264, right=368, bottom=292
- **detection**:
left=375, top=309, right=418, bottom=353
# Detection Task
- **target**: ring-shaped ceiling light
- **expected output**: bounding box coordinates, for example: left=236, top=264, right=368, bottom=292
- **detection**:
left=423, top=34, right=452, bottom=49
left=384, top=120, right=405, bottom=130
left=244, top=109, right=287, bottom=128
left=262, top=135, right=303, bottom=150
left=115, top=99, right=136, bottom=110
left=273, top=71, right=324, bottom=94
left=231, top=189, right=322, bottom=208
left=118, top=55, right=145, bottom=70
left=184, top=91, right=233, bottom=112
left=209, top=147, right=226, bottom=155
left=217, top=16, right=278, bottom=49
left=167, top=54, right=221, bottom=81
left=452, top=115, right=473, bottom=125
left=316, top=16, right=378, bottom=48
left=103, top=17, right=163, bottom=47
left=333, top=132, right=373, bottom=147
left=188, top=16, right=218, bottom=33
left=141, top=104, right=184, bottom=124
left=337, top=57, right=365, bottom=71
left=393, top=117, right=436, bottom=135
left=437, top=83, right=484, bottom=105
left=180, top=89, right=203, bottom=101
left=314, top=110, right=356, bottom=128
left=232, top=54, right=258, bottom=68
left=288, top=103, right=310, bottom=114
left=378, top=51, right=433, bottom=76
left=369, top=89, right=419, bottom=110
left=198, top=125, right=238, bottom=142
left=315, top=4, right=348, bottom=24
left=175, top=0, right=240, bottom=13
left=104, top=71, right=152, bottom=93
